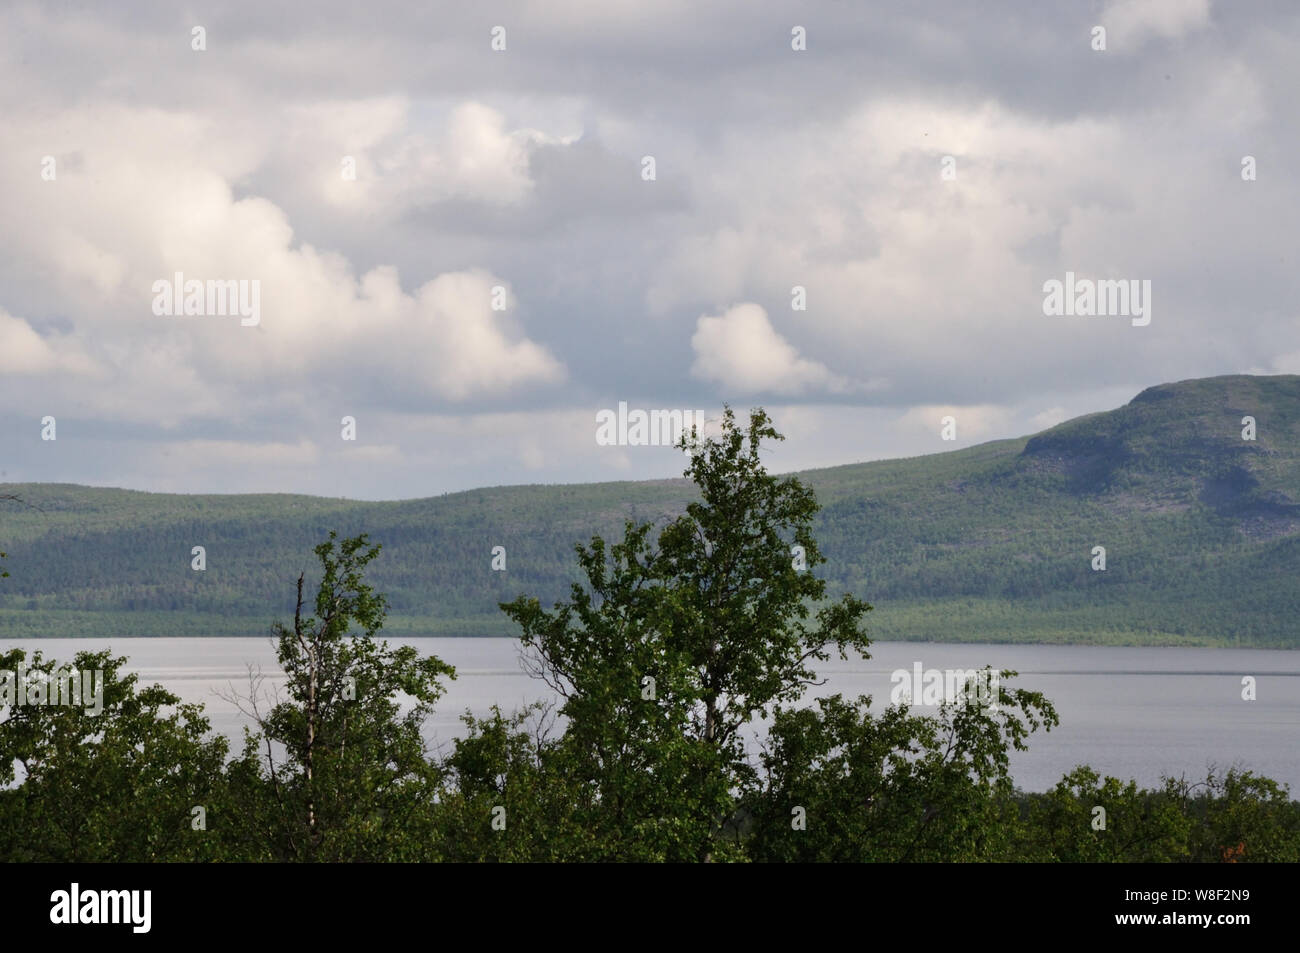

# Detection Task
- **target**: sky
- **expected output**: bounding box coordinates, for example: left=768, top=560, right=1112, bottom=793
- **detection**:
left=1, top=0, right=1297, bottom=499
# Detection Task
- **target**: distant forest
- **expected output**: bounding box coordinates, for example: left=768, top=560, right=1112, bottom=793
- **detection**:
left=4, top=375, right=1300, bottom=646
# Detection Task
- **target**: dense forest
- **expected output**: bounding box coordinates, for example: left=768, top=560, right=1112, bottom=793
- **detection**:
left=2, top=407, right=1297, bottom=863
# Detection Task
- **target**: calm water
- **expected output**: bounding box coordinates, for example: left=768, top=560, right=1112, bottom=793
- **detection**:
left=4, top=637, right=1298, bottom=793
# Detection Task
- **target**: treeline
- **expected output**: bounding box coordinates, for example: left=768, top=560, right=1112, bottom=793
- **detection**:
left=2, top=409, right=1297, bottom=862
left=5, top=500, right=1297, bottom=644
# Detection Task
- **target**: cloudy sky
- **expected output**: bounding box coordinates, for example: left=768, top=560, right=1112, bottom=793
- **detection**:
left=2, top=0, right=1297, bottom=499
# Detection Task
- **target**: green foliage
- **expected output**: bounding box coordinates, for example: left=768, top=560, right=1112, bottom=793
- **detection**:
left=0, top=648, right=231, bottom=861
left=656, top=407, right=873, bottom=741
left=1181, top=770, right=1300, bottom=862
left=432, top=704, right=599, bottom=861
left=746, top=680, right=1058, bottom=862
left=1014, top=766, right=1300, bottom=862
left=498, top=408, right=872, bottom=860
left=225, top=532, right=456, bottom=861
left=500, top=522, right=730, bottom=860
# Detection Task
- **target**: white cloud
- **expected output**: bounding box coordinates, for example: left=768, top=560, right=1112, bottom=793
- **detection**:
left=0, top=309, right=101, bottom=377
left=0, top=102, right=567, bottom=423
left=649, top=77, right=1290, bottom=408
left=690, top=303, right=857, bottom=396
left=302, top=99, right=564, bottom=214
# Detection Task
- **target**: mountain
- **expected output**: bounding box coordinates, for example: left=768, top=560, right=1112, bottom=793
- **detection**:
left=3, top=374, right=1299, bottom=646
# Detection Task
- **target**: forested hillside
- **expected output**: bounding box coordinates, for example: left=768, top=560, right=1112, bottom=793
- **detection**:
left=3, top=374, right=1299, bottom=646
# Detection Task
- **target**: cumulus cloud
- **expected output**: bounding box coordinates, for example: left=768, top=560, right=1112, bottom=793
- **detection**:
left=691, top=303, right=865, bottom=396
left=303, top=100, right=567, bottom=214
left=0, top=309, right=101, bottom=377
left=0, top=101, right=567, bottom=427
left=364, top=268, right=567, bottom=401
left=649, top=69, right=1295, bottom=409
left=0, top=0, right=1295, bottom=497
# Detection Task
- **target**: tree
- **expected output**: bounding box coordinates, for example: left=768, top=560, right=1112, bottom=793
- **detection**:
left=433, top=703, right=598, bottom=861
left=498, top=523, right=723, bottom=860
left=227, top=532, right=455, bottom=861
left=1183, top=769, right=1300, bottom=863
left=1018, top=766, right=1300, bottom=862
left=0, top=648, right=231, bottom=861
left=746, top=681, right=1058, bottom=862
left=501, top=407, right=873, bottom=860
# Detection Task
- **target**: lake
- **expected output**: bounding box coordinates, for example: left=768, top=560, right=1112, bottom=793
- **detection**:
left=3, top=637, right=1298, bottom=793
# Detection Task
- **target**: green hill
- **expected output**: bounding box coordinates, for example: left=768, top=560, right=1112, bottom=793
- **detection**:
left=3, top=374, right=1299, bottom=646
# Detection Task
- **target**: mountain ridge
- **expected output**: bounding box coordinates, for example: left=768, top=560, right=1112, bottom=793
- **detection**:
left=3, top=373, right=1299, bottom=646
